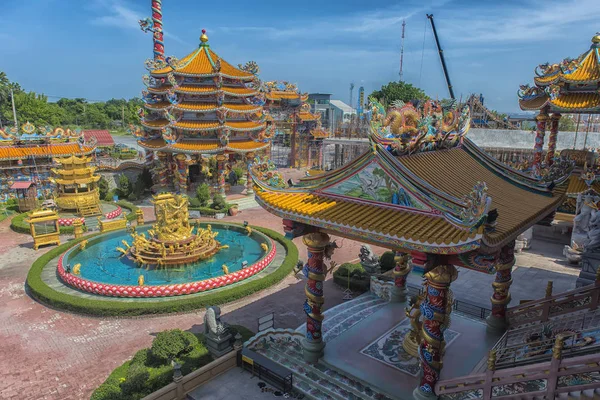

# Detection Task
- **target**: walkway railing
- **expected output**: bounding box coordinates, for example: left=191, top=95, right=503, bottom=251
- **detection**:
left=506, top=282, right=600, bottom=327
left=436, top=339, right=600, bottom=400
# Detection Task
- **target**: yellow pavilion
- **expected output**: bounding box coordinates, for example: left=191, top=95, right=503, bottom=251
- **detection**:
left=50, top=155, right=102, bottom=216
left=133, top=29, right=272, bottom=196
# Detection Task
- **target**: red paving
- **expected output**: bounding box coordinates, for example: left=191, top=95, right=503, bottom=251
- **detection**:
left=0, top=197, right=383, bottom=399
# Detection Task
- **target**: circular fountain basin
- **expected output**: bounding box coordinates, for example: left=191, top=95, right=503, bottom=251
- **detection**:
left=58, top=223, right=276, bottom=298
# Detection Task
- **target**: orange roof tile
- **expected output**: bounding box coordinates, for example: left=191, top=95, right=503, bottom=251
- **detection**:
left=563, top=51, right=600, bottom=83
left=0, top=144, right=94, bottom=160
left=266, top=91, right=302, bottom=101
left=174, top=121, right=220, bottom=130
left=174, top=102, right=261, bottom=112
left=137, top=138, right=267, bottom=154
left=141, top=119, right=169, bottom=128
left=145, top=101, right=171, bottom=110
left=175, top=85, right=257, bottom=96
left=551, top=92, right=600, bottom=110
left=297, top=112, right=320, bottom=121
left=151, top=46, right=254, bottom=79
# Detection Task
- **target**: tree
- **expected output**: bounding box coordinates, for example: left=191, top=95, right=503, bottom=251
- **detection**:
left=196, top=183, right=211, bottom=207
left=117, top=174, right=132, bottom=198
left=559, top=116, right=577, bottom=132
left=370, top=81, right=429, bottom=106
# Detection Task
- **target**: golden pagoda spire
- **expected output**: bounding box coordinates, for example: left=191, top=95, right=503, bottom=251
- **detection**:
left=592, top=32, right=600, bottom=45
left=200, top=29, right=209, bottom=46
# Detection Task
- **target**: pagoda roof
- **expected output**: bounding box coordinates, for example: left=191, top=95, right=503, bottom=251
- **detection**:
left=0, top=143, right=94, bottom=161
left=83, top=130, right=114, bottom=147
left=54, top=155, right=94, bottom=165
left=252, top=99, right=570, bottom=254
left=519, top=34, right=600, bottom=113
left=138, top=138, right=269, bottom=154
left=141, top=119, right=265, bottom=132
left=147, top=85, right=258, bottom=97
left=51, top=167, right=97, bottom=177
left=150, top=34, right=255, bottom=80
left=144, top=101, right=261, bottom=113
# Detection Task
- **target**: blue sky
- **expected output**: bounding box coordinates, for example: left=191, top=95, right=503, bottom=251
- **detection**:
left=0, top=0, right=598, bottom=112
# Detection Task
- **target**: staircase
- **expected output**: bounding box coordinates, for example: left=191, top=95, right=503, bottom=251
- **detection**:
left=245, top=329, right=396, bottom=400
left=77, top=197, right=102, bottom=217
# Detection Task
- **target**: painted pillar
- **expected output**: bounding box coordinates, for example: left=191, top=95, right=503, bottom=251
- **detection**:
left=245, top=152, right=255, bottom=195
left=302, top=232, right=331, bottom=363
left=532, top=110, right=549, bottom=171
left=72, top=219, right=83, bottom=239
left=174, top=154, right=189, bottom=193
left=290, top=118, right=298, bottom=168
left=414, top=264, right=458, bottom=400
left=156, top=152, right=168, bottom=187
left=487, top=241, right=515, bottom=331
left=545, top=113, right=561, bottom=166
left=216, top=154, right=226, bottom=197
left=150, top=0, right=164, bottom=60
left=391, top=252, right=411, bottom=302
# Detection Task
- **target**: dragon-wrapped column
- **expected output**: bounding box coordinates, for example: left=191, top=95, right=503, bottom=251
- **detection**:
left=155, top=152, right=169, bottom=187
left=245, top=152, right=255, bottom=195
left=216, top=154, right=226, bottom=197
left=487, top=241, right=515, bottom=331
left=545, top=113, right=561, bottom=166
left=302, top=232, right=331, bottom=363
left=414, top=264, right=458, bottom=400
left=174, top=154, right=190, bottom=193
left=391, top=252, right=411, bottom=302
left=532, top=110, right=549, bottom=172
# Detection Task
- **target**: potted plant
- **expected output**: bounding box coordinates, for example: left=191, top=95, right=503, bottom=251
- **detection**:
left=228, top=203, right=239, bottom=216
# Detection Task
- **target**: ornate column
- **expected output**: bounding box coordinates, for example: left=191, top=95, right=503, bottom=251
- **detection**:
left=532, top=110, right=549, bottom=171
left=72, top=219, right=83, bottom=239
left=216, top=154, right=226, bottom=197
left=156, top=152, right=169, bottom=187
left=545, top=113, right=561, bottom=166
left=245, top=152, right=255, bottom=196
left=302, top=232, right=331, bottom=363
left=487, top=241, right=515, bottom=331
left=136, top=209, right=144, bottom=226
left=390, top=252, right=411, bottom=302
left=414, top=264, right=458, bottom=400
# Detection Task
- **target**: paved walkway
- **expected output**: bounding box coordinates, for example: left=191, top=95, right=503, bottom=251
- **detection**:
left=0, top=196, right=581, bottom=399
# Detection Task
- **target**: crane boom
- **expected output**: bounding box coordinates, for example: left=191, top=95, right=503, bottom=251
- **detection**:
left=426, top=14, right=455, bottom=99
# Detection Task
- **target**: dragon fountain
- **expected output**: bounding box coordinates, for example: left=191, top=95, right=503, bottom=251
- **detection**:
left=118, top=193, right=226, bottom=267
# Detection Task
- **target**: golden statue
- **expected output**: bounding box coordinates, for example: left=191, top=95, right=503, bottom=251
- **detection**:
left=222, top=264, right=229, bottom=274
left=402, top=292, right=425, bottom=357
left=138, top=275, right=145, bottom=286
left=73, top=263, right=81, bottom=275
left=261, top=243, right=268, bottom=252
left=80, top=240, right=88, bottom=250
left=121, top=193, right=222, bottom=267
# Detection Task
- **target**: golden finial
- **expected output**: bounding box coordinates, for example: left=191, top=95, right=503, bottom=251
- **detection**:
left=545, top=281, right=553, bottom=298
left=487, top=350, right=497, bottom=371
left=200, top=29, right=209, bottom=45
left=592, top=33, right=600, bottom=44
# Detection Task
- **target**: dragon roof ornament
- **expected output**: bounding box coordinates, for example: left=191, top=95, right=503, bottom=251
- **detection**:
left=368, top=97, right=470, bottom=156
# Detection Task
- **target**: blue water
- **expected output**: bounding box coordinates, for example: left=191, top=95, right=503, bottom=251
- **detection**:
left=65, top=225, right=266, bottom=286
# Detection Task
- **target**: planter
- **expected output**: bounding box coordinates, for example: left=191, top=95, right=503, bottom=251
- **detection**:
left=228, top=206, right=239, bottom=216
left=215, top=213, right=225, bottom=220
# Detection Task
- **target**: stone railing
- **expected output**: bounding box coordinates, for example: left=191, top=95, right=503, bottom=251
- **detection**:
left=506, top=282, right=600, bottom=327
left=141, top=350, right=238, bottom=400
left=436, top=347, right=600, bottom=399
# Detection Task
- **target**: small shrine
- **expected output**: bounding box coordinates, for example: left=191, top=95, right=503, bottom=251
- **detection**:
left=518, top=33, right=600, bottom=196
left=262, top=81, right=328, bottom=168
left=251, top=97, right=571, bottom=398
left=120, top=193, right=223, bottom=267
left=10, top=181, right=37, bottom=212
left=50, top=155, right=102, bottom=216
left=132, top=27, right=272, bottom=196
left=26, top=209, right=60, bottom=250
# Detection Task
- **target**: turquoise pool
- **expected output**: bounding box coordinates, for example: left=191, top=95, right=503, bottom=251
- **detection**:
left=64, top=224, right=267, bottom=286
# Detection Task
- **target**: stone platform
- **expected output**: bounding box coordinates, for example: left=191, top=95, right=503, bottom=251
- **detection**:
left=247, top=293, right=503, bottom=400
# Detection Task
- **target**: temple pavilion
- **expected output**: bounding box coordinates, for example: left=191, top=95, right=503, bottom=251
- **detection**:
left=133, top=29, right=271, bottom=196
left=262, top=81, right=328, bottom=168
left=250, top=98, right=571, bottom=398
left=50, top=155, right=102, bottom=216
left=0, top=123, right=95, bottom=202
left=518, top=33, right=600, bottom=216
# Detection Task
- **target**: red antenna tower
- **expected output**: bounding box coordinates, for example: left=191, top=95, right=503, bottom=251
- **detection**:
left=400, top=20, right=406, bottom=81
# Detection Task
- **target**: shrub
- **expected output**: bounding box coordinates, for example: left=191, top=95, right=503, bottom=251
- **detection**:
left=90, top=383, right=122, bottom=400
left=98, top=177, right=109, bottom=200
left=131, top=349, right=149, bottom=366
left=120, top=363, right=150, bottom=396
left=25, top=225, right=298, bottom=316
left=150, top=329, right=189, bottom=364
left=117, top=174, right=132, bottom=198
left=188, top=197, right=201, bottom=207
left=182, top=331, right=199, bottom=352
left=211, top=194, right=226, bottom=210
left=196, top=184, right=211, bottom=207
left=333, top=263, right=370, bottom=292
left=104, top=189, right=115, bottom=202
left=116, top=200, right=139, bottom=222
left=380, top=251, right=396, bottom=273
left=233, top=166, right=244, bottom=180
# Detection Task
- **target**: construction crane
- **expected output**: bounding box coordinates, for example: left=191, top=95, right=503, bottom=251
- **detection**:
left=426, top=14, right=455, bottom=100
left=399, top=20, right=406, bottom=81
left=349, top=83, right=355, bottom=108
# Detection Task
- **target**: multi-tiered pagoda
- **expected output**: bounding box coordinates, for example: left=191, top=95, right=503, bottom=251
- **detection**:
left=133, top=30, right=272, bottom=196
left=50, top=155, right=101, bottom=216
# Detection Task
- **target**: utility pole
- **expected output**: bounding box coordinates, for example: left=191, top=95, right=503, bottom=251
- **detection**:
left=400, top=20, right=406, bottom=81
left=10, top=89, right=18, bottom=128
left=122, top=104, right=125, bottom=129
left=349, top=83, right=355, bottom=108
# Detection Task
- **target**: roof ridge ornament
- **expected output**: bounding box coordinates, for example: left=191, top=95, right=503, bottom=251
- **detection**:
left=200, top=29, right=209, bottom=46
left=452, top=181, right=491, bottom=230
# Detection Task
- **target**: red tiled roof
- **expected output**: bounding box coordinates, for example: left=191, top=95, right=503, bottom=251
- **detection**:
left=10, top=181, right=33, bottom=189
left=83, top=130, right=115, bottom=147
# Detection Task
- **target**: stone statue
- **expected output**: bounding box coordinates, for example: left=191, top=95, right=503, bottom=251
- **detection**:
left=565, top=193, right=600, bottom=263
left=204, top=306, right=228, bottom=338
left=358, top=244, right=380, bottom=273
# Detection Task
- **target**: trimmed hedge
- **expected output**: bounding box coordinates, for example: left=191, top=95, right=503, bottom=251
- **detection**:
left=333, top=263, right=371, bottom=293
left=10, top=201, right=138, bottom=235
left=26, top=225, right=298, bottom=316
